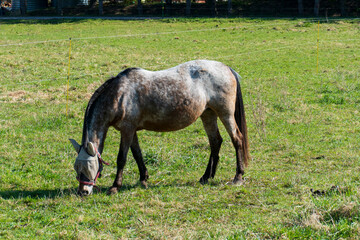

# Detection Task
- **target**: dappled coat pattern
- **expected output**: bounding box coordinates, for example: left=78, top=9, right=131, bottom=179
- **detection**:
left=70, top=60, right=249, bottom=196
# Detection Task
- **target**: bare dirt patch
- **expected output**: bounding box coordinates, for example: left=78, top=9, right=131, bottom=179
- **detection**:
left=1, top=90, right=50, bottom=103
left=0, top=90, right=30, bottom=103
left=302, top=212, right=329, bottom=231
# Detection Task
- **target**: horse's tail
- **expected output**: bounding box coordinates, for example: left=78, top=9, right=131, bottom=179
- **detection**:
left=229, top=67, right=250, bottom=166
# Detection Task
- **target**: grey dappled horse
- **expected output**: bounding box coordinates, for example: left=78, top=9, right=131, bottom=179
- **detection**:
left=70, top=60, right=250, bottom=196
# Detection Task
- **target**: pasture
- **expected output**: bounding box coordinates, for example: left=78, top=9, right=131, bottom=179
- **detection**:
left=0, top=18, right=359, bottom=239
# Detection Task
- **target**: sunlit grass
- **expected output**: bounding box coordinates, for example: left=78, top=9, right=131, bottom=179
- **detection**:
left=0, top=18, right=359, bottom=239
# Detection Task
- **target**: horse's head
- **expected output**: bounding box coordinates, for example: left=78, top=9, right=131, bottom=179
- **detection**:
left=69, top=139, right=102, bottom=196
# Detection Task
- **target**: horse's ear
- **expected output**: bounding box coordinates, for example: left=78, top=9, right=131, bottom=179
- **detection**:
left=69, top=139, right=81, bottom=153
left=87, top=142, right=96, bottom=157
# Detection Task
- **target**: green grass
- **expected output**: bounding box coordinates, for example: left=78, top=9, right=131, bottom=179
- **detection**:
left=0, top=18, right=359, bottom=239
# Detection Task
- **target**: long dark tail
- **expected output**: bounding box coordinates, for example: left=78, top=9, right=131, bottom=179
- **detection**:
left=229, top=67, right=250, bottom=166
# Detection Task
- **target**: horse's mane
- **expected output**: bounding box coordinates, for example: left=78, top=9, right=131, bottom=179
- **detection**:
left=82, top=68, right=139, bottom=147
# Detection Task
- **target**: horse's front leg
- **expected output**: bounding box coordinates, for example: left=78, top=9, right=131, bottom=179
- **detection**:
left=107, top=128, right=135, bottom=195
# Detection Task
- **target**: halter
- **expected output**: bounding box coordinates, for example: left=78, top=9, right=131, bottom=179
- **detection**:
left=76, top=146, right=109, bottom=186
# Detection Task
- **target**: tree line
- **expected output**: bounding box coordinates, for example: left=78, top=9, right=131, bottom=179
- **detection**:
left=149, top=0, right=359, bottom=16
left=5, top=0, right=358, bottom=17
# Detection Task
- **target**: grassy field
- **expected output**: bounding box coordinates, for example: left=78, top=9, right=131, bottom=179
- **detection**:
left=0, top=18, right=359, bottom=239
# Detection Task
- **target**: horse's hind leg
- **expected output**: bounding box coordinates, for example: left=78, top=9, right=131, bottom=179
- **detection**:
left=130, top=133, right=149, bottom=188
left=218, top=115, right=245, bottom=185
left=199, top=109, right=223, bottom=184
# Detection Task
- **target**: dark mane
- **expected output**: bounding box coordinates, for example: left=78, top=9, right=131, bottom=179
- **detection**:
left=82, top=68, right=139, bottom=146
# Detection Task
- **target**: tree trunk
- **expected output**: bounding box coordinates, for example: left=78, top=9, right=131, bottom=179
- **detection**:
left=186, top=0, right=191, bottom=16
left=298, top=0, right=303, bottom=16
left=99, top=0, right=103, bottom=15
left=340, top=0, right=346, bottom=16
left=56, top=0, right=63, bottom=15
left=137, top=0, right=143, bottom=16
left=227, top=0, right=232, bottom=16
left=20, top=0, right=26, bottom=15
left=314, top=0, right=320, bottom=17
left=211, top=0, right=216, bottom=16
left=165, top=0, right=172, bottom=16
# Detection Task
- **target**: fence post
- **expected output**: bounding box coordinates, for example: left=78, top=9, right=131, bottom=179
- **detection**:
left=298, top=0, right=303, bottom=16
left=20, top=0, right=26, bottom=15
left=137, top=0, right=143, bottom=16
left=186, top=0, right=191, bottom=16
left=66, top=38, right=72, bottom=117
left=162, top=0, right=164, bottom=17
left=99, top=0, right=103, bottom=15
left=316, top=21, right=320, bottom=74
left=314, top=0, right=320, bottom=17
left=211, top=0, right=216, bottom=17
left=340, top=0, right=346, bottom=16
left=227, top=0, right=232, bottom=16
left=56, top=0, right=63, bottom=16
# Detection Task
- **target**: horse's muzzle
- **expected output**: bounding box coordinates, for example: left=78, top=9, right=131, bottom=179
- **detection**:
left=78, top=184, right=93, bottom=196
left=77, top=173, right=95, bottom=196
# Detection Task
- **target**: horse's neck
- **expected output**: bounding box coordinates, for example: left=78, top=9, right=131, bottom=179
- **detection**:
left=83, top=116, right=109, bottom=153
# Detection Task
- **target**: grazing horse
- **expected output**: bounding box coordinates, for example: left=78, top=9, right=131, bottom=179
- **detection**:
left=70, top=60, right=249, bottom=196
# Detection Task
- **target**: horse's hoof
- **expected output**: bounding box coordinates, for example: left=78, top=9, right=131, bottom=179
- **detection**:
left=199, top=177, right=208, bottom=185
left=232, top=180, right=244, bottom=186
left=140, top=180, right=148, bottom=189
left=107, top=187, right=118, bottom=195
left=229, top=177, right=244, bottom=186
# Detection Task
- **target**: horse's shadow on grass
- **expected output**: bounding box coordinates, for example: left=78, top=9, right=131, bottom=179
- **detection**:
left=0, top=180, right=224, bottom=199
left=94, top=179, right=227, bottom=195
left=0, top=188, right=77, bottom=200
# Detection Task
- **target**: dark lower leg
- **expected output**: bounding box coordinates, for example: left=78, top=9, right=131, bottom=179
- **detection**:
left=210, top=150, right=221, bottom=178
left=200, top=153, right=216, bottom=184
left=108, top=158, right=127, bottom=194
left=200, top=110, right=222, bottom=184
left=108, top=130, right=134, bottom=195
left=219, top=116, right=245, bottom=185
left=232, top=129, right=245, bottom=184
left=233, top=151, right=245, bottom=184
left=130, top=133, right=149, bottom=188
left=200, top=138, right=222, bottom=184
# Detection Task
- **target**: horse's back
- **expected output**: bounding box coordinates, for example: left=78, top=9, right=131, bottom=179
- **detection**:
left=116, top=60, right=237, bottom=132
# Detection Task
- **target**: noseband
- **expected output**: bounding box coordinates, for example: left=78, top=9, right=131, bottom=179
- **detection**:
left=76, top=146, right=109, bottom=186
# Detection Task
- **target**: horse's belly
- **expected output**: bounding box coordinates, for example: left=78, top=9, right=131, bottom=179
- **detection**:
left=135, top=78, right=208, bottom=132
left=139, top=105, right=204, bottom=132
left=141, top=121, right=194, bottom=132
